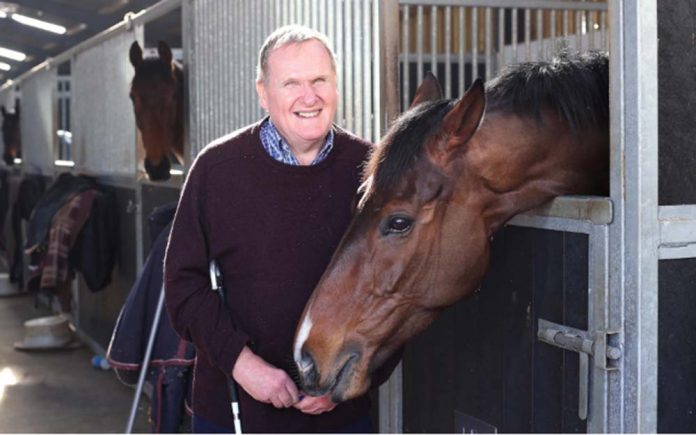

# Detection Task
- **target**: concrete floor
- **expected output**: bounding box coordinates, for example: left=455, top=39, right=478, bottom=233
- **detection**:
left=0, top=291, right=151, bottom=433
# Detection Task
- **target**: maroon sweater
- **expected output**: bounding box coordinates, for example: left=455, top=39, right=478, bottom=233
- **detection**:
left=164, top=120, right=372, bottom=432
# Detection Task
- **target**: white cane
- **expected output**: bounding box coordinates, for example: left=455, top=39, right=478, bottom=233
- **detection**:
left=210, top=260, right=242, bottom=434
left=126, top=283, right=165, bottom=433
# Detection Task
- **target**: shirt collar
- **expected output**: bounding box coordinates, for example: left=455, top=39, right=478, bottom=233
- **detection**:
left=260, top=118, right=334, bottom=166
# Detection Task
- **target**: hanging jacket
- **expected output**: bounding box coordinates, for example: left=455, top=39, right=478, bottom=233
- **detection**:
left=25, top=173, right=96, bottom=254
left=69, top=186, right=118, bottom=292
left=107, top=202, right=194, bottom=433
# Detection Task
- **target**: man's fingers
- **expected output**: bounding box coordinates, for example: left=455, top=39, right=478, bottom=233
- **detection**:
left=271, top=392, right=290, bottom=408
left=284, top=380, right=300, bottom=404
left=272, top=389, right=293, bottom=408
left=293, top=394, right=336, bottom=414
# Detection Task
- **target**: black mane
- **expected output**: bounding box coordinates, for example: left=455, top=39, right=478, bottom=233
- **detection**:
left=367, top=100, right=452, bottom=193
left=485, top=50, right=608, bottom=130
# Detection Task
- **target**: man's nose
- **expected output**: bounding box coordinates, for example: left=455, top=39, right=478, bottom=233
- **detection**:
left=299, top=83, right=319, bottom=105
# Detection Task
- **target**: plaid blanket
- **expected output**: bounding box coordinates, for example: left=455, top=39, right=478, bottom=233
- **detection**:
left=39, top=189, right=97, bottom=290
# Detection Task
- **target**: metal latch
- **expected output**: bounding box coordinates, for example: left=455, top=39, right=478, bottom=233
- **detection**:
left=537, top=319, right=621, bottom=421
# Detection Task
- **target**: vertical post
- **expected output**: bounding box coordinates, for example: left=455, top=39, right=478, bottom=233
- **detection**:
left=444, top=6, right=451, bottom=99
left=402, top=5, right=410, bottom=111
left=378, top=0, right=400, bottom=129
left=377, top=1, right=402, bottom=431
left=607, top=0, right=659, bottom=432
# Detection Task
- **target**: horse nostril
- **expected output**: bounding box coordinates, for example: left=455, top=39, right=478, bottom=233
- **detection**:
left=299, top=349, right=316, bottom=375
left=298, top=348, right=322, bottom=390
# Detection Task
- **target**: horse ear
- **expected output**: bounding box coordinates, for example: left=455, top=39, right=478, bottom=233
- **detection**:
left=440, top=78, right=486, bottom=152
left=410, top=72, right=443, bottom=108
left=157, top=41, right=173, bottom=66
left=129, top=41, right=143, bottom=68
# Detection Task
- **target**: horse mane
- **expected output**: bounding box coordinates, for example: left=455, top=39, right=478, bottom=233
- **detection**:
left=365, top=100, right=452, bottom=192
left=485, top=50, right=609, bottom=130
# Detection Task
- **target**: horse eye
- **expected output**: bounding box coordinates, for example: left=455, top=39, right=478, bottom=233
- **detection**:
left=381, top=215, right=413, bottom=236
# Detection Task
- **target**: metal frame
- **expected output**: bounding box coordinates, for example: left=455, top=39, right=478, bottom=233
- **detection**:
left=606, top=0, right=659, bottom=432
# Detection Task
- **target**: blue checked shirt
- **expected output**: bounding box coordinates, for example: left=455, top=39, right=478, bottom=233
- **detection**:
left=260, top=119, right=334, bottom=166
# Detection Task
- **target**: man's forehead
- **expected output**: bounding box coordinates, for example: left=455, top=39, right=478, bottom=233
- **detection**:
left=266, top=40, right=335, bottom=79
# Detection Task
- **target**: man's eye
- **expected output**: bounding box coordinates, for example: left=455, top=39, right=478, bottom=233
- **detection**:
left=380, top=215, right=414, bottom=236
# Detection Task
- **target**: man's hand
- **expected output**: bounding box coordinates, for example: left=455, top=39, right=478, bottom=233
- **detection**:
left=232, top=346, right=300, bottom=408
left=293, top=392, right=336, bottom=415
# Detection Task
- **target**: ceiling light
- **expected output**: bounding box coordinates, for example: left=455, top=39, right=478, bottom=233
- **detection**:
left=0, top=11, right=6, bottom=19
left=11, top=13, right=66, bottom=35
left=54, top=160, right=75, bottom=167
left=0, top=47, right=25, bottom=62
left=0, top=62, right=9, bottom=71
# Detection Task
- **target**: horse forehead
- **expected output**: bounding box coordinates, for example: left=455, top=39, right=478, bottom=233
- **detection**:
left=132, top=72, right=175, bottom=89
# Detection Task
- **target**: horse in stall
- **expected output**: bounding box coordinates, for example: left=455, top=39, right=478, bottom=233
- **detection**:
left=129, top=41, right=184, bottom=181
left=293, top=52, right=609, bottom=402
left=1, top=101, right=21, bottom=166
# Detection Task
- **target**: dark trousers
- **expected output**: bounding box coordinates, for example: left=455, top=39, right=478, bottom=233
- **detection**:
left=192, top=414, right=373, bottom=434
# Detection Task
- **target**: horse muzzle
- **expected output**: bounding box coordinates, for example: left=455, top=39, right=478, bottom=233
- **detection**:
left=144, top=156, right=171, bottom=181
left=296, top=347, right=361, bottom=403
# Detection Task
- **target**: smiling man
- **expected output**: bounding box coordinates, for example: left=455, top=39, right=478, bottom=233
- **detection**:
left=164, top=26, right=394, bottom=433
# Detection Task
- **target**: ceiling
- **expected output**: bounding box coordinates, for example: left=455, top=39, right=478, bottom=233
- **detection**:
left=0, top=0, right=166, bottom=85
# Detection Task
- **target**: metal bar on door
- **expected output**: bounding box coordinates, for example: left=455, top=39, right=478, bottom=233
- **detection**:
left=484, top=7, right=491, bottom=80
left=354, top=0, right=363, bottom=137
left=511, top=7, right=518, bottom=62
left=402, top=5, right=410, bottom=109
left=459, top=6, right=465, bottom=94
left=416, top=5, right=424, bottom=85
left=444, top=6, right=451, bottom=98
left=524, top=8, right=531, bottom=59
left=471, top=6, right=478, bottom=81
left=431, top=5, right=438, bottom=78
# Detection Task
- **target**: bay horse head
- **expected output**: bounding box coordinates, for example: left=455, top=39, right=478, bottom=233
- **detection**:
left=294, top=52, right=609, bottom=402
left=129, top=40, right=184, bottom=181
left=1, top=101, right=21, bottom=166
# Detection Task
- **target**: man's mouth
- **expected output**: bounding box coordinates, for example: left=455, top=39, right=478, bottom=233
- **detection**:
left=295, top=110, right=321, bottom=118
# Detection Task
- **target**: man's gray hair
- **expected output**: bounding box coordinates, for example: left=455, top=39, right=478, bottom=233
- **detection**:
left=256, top=25, right=337, bottom=83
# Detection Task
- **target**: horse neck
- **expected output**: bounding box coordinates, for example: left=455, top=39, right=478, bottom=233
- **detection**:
left=462, top=111, right=606, bottom=234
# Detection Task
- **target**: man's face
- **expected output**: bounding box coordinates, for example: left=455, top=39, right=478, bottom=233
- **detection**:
left=256, top=39, right=338, bottom=153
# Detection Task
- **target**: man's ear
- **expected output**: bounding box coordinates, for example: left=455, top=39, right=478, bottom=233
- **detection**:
left=410, top=72, right=443, bottom=108
left=256, top=80, right=268, bottom=111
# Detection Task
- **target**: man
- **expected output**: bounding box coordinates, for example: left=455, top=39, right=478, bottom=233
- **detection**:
left=165, top=25, right=394, bottom=433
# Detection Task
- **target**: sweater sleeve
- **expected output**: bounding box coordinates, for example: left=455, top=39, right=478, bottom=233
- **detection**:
left=163, top=150, right=252, bottom=376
